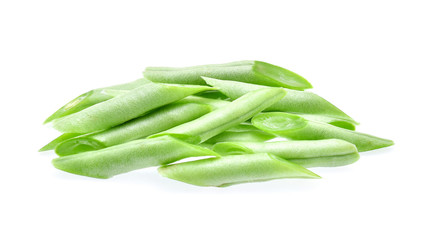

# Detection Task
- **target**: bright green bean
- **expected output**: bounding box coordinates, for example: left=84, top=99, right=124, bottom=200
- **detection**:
left=54, top=102, right=212, bottom=156
left=213, top=139, right=359, bottom=167
left=203, top=77, right=357, bottom=127
left=39, top=133, right=82, bottom=152
left=52, top=136, right=219, bottom=179
left=52, top=82, right=214, bottom=133
left=150, top=88, right=286, bottom=143
left=158, top=153, right=321, bottom=187
left=179, top=96, right=230, bottom=109
left=252, top=112, right=394, bottom=152
left=44, top=78, right=150, bottom=123
left=143, top=60, right=312, bottom=90
left=204, top=124, right=275, bottom=144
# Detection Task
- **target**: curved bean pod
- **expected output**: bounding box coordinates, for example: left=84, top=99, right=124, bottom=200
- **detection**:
left=150, top=88, right=286, bottom=143
left=39, top=133, right=82, bottom=152
left=52, top=136, right=219, bottom=179
left=52, top=82, right=214, bottom=133
left=204, top=124, right=275, bottom=144
left=143, top=60, right=312, bottom=90
left=213, top=139, right=359, bottom=167
left=179, top=96, right=230, bottom=109
left=203, top=77, right=357, bottom=127
left=44, top=78, right=150, bottom=123
left=158, top=153, right=320, bottom=187
left=54, top=102, right=212, bottom=156
left=252, top=112, right=394, bottom=152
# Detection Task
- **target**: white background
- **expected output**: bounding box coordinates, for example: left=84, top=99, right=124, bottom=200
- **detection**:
left=1, top=0, right=429, bottom=239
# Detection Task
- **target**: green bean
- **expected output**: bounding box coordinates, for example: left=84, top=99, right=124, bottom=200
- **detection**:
left=51, top=82, right=214, bottom=133
left=194, top=90, right=229, bottom=100
left=150, top=88, right=286, bottom=143
left=203, top=77, right=357, bottom=128
left=39, top=133, right=82, bottom=152
left=298, top=114, right=356, bottom=130
left=143, top=60, right=312, bottom=90
left=52, top=136, right=219, bottom=179
left=213, top=139, right=359, bottom=167
left=179, top=96, right=230, bottom=109
left=44, top=78, right=150, bottom=123
left=252, top=112, right=394, bottom=152
left=54, top=102, right=212, bottom=156
left=158, top=153, right=320, bottom=187
left=204, top=124, right=275, bottom=144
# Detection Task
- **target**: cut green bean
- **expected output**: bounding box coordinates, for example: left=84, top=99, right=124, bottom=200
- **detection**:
left=252, top=112, right=394, bottom=152
left=150, top=88, right=286, bottom=143
left=298, top=114, right=356, bottom=130
left=39, top=133, right=82, bottom=152
left=52, top=82, right=214, bottom=133
left=52, top=136, right=218, bottom=179
left=194, top=90, right=229, bottom=100
left=213, top=139, right=359, bottom=167
left=203, top=77, right=357, bottom=127
left=204, top=124, right=275, bottom=144
left=158, top=153, right=321, bottom=187
left=180, top=96, right=230, bottom=109
left=144, top=60, right=312, bottom=90
left=55, top=102, right=212, bottom=156
left=44, top=78, right=150, bottom=124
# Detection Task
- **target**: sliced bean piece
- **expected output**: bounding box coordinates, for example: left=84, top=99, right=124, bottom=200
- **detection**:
left=252, top=112, right=394, bottom=152
left=204, top=77, right=357, bottom=127
left=179, top=96, right=230, bottom=109
left=44, top=78, right=150, bottom=123
left=194, top=90, right=229, bottom=100
left=213, top=139, right=359, bottom=167
left=158, top=153, right=320, bottom=187
left=52, top=82, right=214, bottom=133
left=52, top=136, right=218, bottom=179
left=150, top=88, right=286, bottom=143
left=39, top=133, right=82, bottom=152
left=298, top=114, right=356, bottom=130
left=204, top=124, right=275, bottom=144
left=144, top=60, right=312, bottom=90
left=55, top=102, right=212, bottom=156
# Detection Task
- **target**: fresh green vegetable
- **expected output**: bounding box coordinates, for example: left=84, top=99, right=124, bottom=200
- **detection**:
left=194, top=90, right=229, bottom=100
left=252, top=112, right=393, bottom=152
left=213, top=139, right=359, bottom=167
left=150, top=88, right=286, bottom=143
left=54, top=102, right=212, bottom=156
left=52, top=136, right=218, bottom=179
left=44, top=78, right=150, bottom=124
left=158, top=153, right=321, bottom=187
left=180, top=96, right=230, bottom=109
left=52, top=82, right=214, bottom=133
left=203, top=77, right=357, bottom=128
left=144, top=60, right=312, bottom=90
left=204, top=124, right=275, bottom=144
left=39, top=133, right=82, bottom=152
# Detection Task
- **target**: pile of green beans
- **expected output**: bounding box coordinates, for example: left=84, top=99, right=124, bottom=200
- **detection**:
left=41, top=60, right=393, bottom=187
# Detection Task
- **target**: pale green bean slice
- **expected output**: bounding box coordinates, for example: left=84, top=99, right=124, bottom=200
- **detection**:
left=179, top=96, right=230, bottom=109
left=52, top=82, right=214, bottom=133
left=252, top=112, right=393, bottom=152
left=54, top=102, right=212, bottom=156
left=144, top=60, right=312, bottom=90
left=158, top=153, right=320, bottom=187
left=213, top=139, right=359, bottom=167
left=39, top=133, right=82, bottom=152
left=204, top=124, right=275, bottom=144
left=203, top=77, right=357, bottom=127
left=52, top=136, right=219, bottom=179
left=44, top=78, right=150, bottom=123
left=150, top=88, right=286, bottom=143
